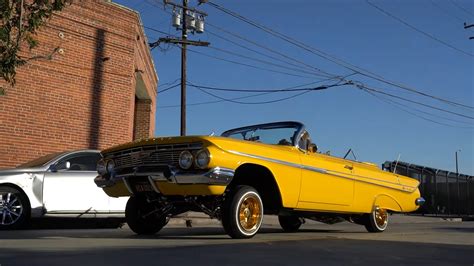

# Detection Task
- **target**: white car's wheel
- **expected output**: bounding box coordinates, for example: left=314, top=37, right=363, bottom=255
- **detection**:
left=0, top=186, right=30, bottom=230
left=364, top=207, right=388, bottom=233
left=222, top=185, right=264, bottom=239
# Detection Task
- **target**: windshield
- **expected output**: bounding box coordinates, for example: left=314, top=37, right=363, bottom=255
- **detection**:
left=17, top=152, right=65, bottom=168
left=222, top=122, right=303, bottom=146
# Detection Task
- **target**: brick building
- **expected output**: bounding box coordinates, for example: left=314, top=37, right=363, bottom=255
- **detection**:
left=0, top=1, right=158, bottom=168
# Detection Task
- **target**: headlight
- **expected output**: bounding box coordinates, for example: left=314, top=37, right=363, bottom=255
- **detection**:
left=97, top=159, right=107, bottom=175
left=179, top=150, right=193, bottom=170
left=106, top=159, right=115, bottom=174
left=195, top=148, right=210, bottom=169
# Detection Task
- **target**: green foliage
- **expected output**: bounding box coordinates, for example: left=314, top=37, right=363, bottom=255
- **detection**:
left=0, top=0, right=71, bottom=86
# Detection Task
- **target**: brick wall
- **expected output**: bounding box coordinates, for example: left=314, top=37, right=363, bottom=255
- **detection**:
left=0, top=1, right=158, bottom=168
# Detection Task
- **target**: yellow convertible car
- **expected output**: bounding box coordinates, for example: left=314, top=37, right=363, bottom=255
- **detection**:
left=94, top=121, right=424, bottom=238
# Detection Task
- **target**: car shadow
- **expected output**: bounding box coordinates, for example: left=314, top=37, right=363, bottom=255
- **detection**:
left=28, top=217, right=125, bottom=230
left=434, top=226, right=474, bottom=233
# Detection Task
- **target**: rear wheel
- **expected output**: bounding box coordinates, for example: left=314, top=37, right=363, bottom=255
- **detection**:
left=0, top=186, right=30, bottom=230
left=278, top=215, right=303, bottom=232
left=125, top=196, right=168, bottom=235
left=364, top=207, right=388, bottom=233
left=222, top=185, right=263, bottom=239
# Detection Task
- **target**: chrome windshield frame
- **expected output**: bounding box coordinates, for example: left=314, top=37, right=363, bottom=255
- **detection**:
left=221, top=121, right=306, bottom=148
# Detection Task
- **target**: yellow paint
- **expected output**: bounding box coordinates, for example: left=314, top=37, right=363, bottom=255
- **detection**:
left=100, top=135, right=421, bottom=215
left=155, top=182, right=226, bottom=196
left=103, top=182, right=131, bottom=197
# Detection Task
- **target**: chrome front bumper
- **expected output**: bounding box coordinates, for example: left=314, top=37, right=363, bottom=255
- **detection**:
left=94, top=166, right=234, bottom=188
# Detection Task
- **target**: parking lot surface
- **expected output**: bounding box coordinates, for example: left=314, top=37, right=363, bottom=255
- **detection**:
left=0, top=215, right=472, bottom=265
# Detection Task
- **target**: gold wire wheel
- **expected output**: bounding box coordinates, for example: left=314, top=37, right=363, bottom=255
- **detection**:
left=374, top=207, right=388, bottom=229
left=238, top=194, right=262, bottom=232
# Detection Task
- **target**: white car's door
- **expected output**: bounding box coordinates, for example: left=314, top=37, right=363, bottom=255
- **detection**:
left=42, top=152, right=109, bottom=214
left=108, top=196, right=128, bottom=214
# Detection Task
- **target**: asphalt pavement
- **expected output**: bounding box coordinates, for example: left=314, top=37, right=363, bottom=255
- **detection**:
left=0, top=214, right=472, bottom=266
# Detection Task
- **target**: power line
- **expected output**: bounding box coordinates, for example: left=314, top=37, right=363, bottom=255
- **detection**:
left=207, top=45, right=329, bottom=78
left=158, top=78, right=343, bottom=108
left=206, top=22, right=338, bottom=78
left=363, top=88, right=474, bottom=129
left=158, top=90, right=276, bottom=108
left=449, top=0, right=474, bottom=17
left=356, top=84, right=474, bottom=120
left=366, top=0, right=474, bottom=58
left=186, top=46, right=318, bottom=79
left=430, top=0, right=466, bottom=24
left=158, top=83, right=181, bottom=94
left=207, top=1, right=474, bottom=110
left=186, top=75, right=353, bottom=93
left=190, top=81, right=349, bottom=105
left=206, top=29, right=321, bottom=75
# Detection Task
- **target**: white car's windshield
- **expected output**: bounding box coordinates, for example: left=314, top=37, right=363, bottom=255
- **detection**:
left=221, top=122, right=303, bottom=146
left=17, top=152, right=64, bottom=168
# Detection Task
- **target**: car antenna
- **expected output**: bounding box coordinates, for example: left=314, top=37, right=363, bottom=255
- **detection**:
left=393, top=154, right=401, bottom=173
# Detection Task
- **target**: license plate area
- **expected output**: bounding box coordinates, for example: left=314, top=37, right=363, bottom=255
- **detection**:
left=134, top=182, right=153, bottom=192
left=128, top=177, right=154, bottom=193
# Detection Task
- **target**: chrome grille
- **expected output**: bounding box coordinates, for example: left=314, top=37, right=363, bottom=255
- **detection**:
left=108, top=142, right=203, bottom=169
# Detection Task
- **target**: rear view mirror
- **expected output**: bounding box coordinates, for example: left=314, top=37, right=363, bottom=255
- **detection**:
left=308, top=143, right=318, bottom=153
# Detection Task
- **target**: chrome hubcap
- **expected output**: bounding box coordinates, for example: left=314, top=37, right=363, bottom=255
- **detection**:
left=0, top=192, right=23, bottom=225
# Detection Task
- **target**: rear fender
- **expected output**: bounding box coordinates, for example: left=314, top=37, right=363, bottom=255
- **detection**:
left=373, top=194, right=402, bottom=212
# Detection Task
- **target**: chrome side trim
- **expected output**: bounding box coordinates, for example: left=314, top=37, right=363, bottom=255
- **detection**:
left=148, top=176, right=161, bottom=193
left=227, top=150, right=417, bottom=192
left=122, top=178, right=134, bottom=194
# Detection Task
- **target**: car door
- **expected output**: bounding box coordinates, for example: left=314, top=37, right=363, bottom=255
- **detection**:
left=42, top=152, right=109, bottom=214
left=296, top=132, right=354, bottom=209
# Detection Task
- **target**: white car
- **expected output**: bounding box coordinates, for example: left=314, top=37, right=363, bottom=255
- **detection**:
left=0, top=150, right=127, bottom=229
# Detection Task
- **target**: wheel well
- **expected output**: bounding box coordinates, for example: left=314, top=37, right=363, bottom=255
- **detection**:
left=228, top=164, right=282, bottom=214
left=0, top=183, right=32, bottom=211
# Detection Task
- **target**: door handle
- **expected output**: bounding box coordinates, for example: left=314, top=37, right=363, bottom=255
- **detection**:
left=344, top=165, right=353, bottom=170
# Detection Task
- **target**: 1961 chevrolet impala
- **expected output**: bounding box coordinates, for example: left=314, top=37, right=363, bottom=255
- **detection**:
left=95, top=121, right=424, bottom=238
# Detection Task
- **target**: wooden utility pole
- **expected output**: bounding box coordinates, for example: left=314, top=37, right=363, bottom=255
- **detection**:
left=152, top=0, right=209, bottom=136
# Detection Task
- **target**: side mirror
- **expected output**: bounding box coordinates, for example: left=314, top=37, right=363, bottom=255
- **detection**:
left=308, top=143, right=318, bottom=153
left=50, top=161, right=70, bottom=172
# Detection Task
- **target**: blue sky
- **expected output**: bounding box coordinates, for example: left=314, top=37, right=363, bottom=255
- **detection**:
left=115, top=0, right=473, bottom=175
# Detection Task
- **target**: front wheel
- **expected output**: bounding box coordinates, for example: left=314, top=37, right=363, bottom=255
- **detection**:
left=364, top=207, right=388, bottom=233
left=0, top=186, right=30, bottom=230
left=222, top=185, right=264, bottom=239
left=125, top=196, right=168, bottom=235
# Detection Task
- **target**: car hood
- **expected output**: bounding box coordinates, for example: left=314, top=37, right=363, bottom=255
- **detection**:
left=0, top=167, right=48, bottom=176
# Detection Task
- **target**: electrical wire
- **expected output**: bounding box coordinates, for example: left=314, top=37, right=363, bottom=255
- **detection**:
left=430, top=0, right=466, bottom=24
left=186, top=75, right=354, bottom=93
left=207, top=45, right=330, bottom=78
left=186, top=47, right=318, bottom=79
left=362, top=88, right=474, bottom=128
left=449, top=0, right=474, bottom=17
left=158, top=78, right=343, bottom=108
left=158, top=83, right=181, bottom=94
left=189, top=81, right=350, bottom=105
left=366, top=0, right=474, bottom=57
left=207, top=1, right=474, bottom=110
left=206, top=29, right=321, bottom=75
left=356, top=84, right=474, bottom=120
left=206, top=22, right=337, bottom=78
